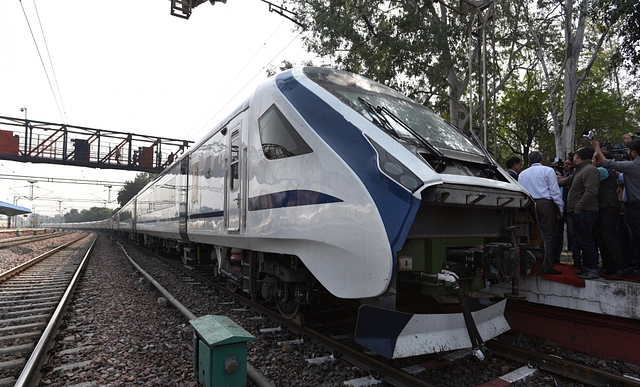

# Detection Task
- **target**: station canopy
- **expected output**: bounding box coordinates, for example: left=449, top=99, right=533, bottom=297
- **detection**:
left=0, top=201, right=31, bottom=216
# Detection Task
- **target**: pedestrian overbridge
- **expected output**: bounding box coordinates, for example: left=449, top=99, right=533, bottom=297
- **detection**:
left=0, top=116, right=192, bottom=173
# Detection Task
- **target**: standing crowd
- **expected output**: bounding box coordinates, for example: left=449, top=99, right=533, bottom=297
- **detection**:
left=506, top=135, right=640, bottom=280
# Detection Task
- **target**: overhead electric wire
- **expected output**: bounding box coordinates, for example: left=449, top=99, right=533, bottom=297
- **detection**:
left=31, top=0, right=68, bottom=123
left=189, top=28, right=305, bottom=141
left=0, top=173, right=126, bottom=186
left=187, top=20, right=288, bottom=139
left=19, top=0, right=66, bottom=123
left=188, top=1, right=326, bottom=141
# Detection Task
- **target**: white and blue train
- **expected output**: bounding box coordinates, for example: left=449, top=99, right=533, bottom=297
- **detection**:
left=51, top=67, right=543, bottom=359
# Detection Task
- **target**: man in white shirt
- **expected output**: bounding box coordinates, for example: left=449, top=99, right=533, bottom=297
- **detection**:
left=518, top=151, right=564, bottom=275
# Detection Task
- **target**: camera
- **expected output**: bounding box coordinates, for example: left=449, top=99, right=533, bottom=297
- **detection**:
left=582, top=130, right=595, bottom=140
left=603, top=142, right=630, bottom=161
left=551, top=157, right=564, bottom=173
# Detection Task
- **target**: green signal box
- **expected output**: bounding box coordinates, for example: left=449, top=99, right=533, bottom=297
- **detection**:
left=190, top=315, right=255, bottom=387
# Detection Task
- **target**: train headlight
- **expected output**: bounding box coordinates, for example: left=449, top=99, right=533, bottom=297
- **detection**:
left=367, top=136, right=423, bottom=192
left=383, top=162, right=403, bottom=176
left=399, top=174, right=420, bottom=190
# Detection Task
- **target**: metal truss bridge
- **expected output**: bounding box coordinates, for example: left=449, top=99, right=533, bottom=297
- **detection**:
left=0, top=116, right=192, bottom=173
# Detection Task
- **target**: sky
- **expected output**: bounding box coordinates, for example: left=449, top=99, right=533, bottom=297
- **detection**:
left=0, top=0, right=316, bottom=219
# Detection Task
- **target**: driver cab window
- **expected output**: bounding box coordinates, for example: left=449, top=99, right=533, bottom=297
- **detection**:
left=258, top=105, right=312, bottom=160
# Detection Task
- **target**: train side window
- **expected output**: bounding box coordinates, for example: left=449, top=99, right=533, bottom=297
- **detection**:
left=258, top=105, right=312, bottom=160
left=230, top=131, right=239, bottom=191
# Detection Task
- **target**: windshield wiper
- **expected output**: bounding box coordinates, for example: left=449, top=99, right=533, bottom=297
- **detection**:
left=358, top=98, right=399, bottom=137
left=453, top=123, right=498, bottom=178
left=374, top=104, right=448, bottom=173
left=358, top=97, right=424, bottom=146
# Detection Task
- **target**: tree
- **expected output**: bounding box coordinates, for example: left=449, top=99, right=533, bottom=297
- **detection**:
left=286, top=0, right=530, bottom=132
left=595, top=0, right=640, bottom=74
left=526, top=0, right=631, bottom=158
left=284, top=0, right=638, bottom=160
left=63, top=207, right=114, bottom=223
left=64, top=209, right=82, bottom=223
left=117, top=173, right=153, bottom=207
left=496, top=72, right=555, bottom=166
left=574, top=51, right=636, bottom=146
left=266, top=59, right=313, bottom=77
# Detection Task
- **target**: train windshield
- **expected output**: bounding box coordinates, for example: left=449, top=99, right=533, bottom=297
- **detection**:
left=304, top=67, right=484, bottom=157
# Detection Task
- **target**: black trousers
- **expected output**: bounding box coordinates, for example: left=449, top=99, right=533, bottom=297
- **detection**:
left=535, top=199, right=557, bottom=270
left=595, top=206, right=625, bottom=271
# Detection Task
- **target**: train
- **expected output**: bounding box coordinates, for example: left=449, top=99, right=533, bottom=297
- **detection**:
left=47, top=67, right=543, bottom=359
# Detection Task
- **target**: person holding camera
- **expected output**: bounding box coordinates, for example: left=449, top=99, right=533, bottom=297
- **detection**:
left=592, top=139, right=640, bottom=273
left=519, top=151, right=564, bottom=275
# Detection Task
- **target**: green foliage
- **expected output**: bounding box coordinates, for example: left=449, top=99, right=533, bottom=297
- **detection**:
left=495, top=72, right=555, bottom=166
left=266, top=59, right=314, bottom=77
left=283, top=0, right=639, bottom=158
left=286, top=0, right=530, bottom=127
left=593, top=0, right=640, bottom=74
left=575, top=52, right=636, bottom=148
left=117, top=173, right=153, bottom=207
left=64, top=207, right=114, bottom=223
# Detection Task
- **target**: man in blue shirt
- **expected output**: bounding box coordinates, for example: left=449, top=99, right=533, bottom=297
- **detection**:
left=518, top=151, right=564, bottom=275
left=506, top=156, right=522, bottom=181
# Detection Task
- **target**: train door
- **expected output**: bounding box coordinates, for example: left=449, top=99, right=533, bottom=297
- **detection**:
left=178, top=156, right=189, bottom=242
left=226, top=124, right=243, bottom=233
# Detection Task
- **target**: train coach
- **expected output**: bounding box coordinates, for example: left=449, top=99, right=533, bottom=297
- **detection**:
left=48, top=67, right=544, bottom=359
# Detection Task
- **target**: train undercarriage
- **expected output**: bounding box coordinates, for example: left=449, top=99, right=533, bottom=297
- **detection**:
left=131, top=232, right=321, bottom=320
left=124, top=204, right=541, bottom=360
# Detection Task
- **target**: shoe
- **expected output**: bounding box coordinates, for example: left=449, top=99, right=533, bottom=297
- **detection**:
left=542, top=269, right=562, bottom=275
left=578, top=271, right=600, bottom=279
left=599, top=268, right=615, bottom=275
left=574, top=269, right=587, bottom=275
left=606, top=271, right=623, bottom=279
left=621, top=268, right=635, bottom=276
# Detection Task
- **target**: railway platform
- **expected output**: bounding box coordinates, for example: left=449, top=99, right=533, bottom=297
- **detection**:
left=0, top=228, right=48, bottom=237
left=486, top=262, right=640, bottom=366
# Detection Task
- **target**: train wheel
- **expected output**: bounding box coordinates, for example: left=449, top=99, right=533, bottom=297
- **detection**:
left=227, top=279, right=239, bottom=293
left=221, top=256, right=239, bottom=292
left=209, top=250, right=220, bottom=280
left=276, top=298, right=299, bottom=319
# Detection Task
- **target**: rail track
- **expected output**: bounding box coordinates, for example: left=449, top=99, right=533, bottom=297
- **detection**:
left=0, top=232, right=96, bottom=387
left=0, top=231, right=73, bottom=250
left=116, top=238, right=640, bottom=387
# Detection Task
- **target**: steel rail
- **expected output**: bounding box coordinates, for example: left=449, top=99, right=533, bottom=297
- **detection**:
left=116, top=242, right=274, bottom=387
left=118, top=239, right=640, bottom=387
left=0, top=231, right=73, bottom=250
left=13, top=233, right=97, bottom=387
left=0, top=232, right=85, bottom=281
left=486, top=340, right=640, bottom=387
left=118, top=241, right=436, bottom=387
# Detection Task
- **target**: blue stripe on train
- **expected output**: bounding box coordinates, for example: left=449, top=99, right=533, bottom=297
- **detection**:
left=275, top=71, right=421, bottom=268
left=248, top=190, right=343, bottom=211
